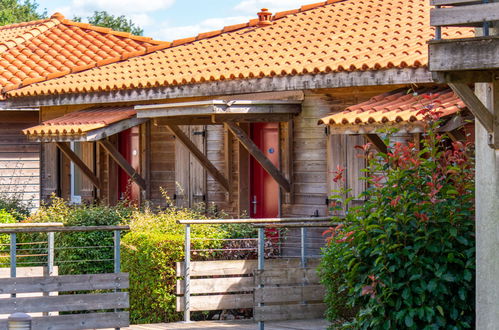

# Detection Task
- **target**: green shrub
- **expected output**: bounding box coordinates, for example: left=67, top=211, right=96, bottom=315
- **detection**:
left=0, top=209, right=16, bottom=256
left=0, top=195, right=31, bottom=220
left=29, top=196, right=132, bottom=274
left=320, top=124, right=475, bottom=329
left=122, top=205, right=227, bottom=324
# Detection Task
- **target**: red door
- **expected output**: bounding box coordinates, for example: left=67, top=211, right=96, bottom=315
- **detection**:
left=250, top=123, right=279, bottom=219
left=118, top=127, right=140, bottom=203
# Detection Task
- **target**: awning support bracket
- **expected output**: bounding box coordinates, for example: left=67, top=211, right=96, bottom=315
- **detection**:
left=168, top=124, right=230, bottom=192
left=449, top=83, right=494, bottom=133
left=55, top=142, right=101, bottom=190
left=364, top=134, right=388, bottom=154
left=225, top=122, right=291, bottom=193
left=98, top=140, right=147, bottom=191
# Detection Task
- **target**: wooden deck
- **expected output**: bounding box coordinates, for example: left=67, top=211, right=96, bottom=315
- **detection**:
left=123, top=319, right=329, bottom=329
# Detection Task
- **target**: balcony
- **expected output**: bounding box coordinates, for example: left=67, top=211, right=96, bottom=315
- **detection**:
left=428, top=0, right=499, bottom=75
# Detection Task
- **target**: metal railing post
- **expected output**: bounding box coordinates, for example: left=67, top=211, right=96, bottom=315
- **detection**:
left=258, top=227, right=265, bottom=330
left=10, top=233, right=16, bottom=298
left=8, top=312, right=31, bottom=330
left=43, top=232, right=55, bottom=317
left=435, top=5, right=442, bottom=40
left=47, top=232, right=54, bottom=276
left=300, top=227, right=307, bottom=268
left=184, top=224, right=191, bottom=322
left=114, top=230, right=121, bottom=330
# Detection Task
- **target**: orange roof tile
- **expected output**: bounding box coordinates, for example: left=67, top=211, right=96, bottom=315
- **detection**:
left=8, top=0, right=473, bottom=98
left=318, top=87, right=466, bottom=130
left=0, top=13, right=168, bottom=94
left=23, top=106, right=136, bottom=138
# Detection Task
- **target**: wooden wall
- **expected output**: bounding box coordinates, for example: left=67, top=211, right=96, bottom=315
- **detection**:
left=0, top=111, right=40, bottom=210
left=149, top=124, right=176, bottom=205
left=35, top=85, right=408, bottom=218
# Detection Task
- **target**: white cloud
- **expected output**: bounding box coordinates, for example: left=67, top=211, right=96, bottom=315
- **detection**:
left=53, top=0, right=175, bottom=29
left=71, top=0, right=175, bottom=16
left=153, top=15, right=251, bottom=41
left=234, top=0, right=306, bottom=14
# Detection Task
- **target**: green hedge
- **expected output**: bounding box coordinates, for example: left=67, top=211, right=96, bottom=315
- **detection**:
left=122, top=206, right=227, bottom=324
left=26, top=196, right=230, bottom=323
left=28, top=197, right=131, bottom=275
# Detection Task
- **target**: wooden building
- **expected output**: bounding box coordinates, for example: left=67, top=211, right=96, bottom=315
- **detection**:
left=0, top=13, right=168, bottom=208
left=5, top=0, right=472, bottom=219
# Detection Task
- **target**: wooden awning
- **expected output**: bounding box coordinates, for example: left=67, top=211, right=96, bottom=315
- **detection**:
left=318, top=87, right=467, bottom=134
left=136, top=100, right=302, bottom=124
left=23, top=106, right=147, bottom=142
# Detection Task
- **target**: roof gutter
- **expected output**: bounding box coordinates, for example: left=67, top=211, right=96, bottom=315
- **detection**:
left=4, top=68, right=433, bottom=108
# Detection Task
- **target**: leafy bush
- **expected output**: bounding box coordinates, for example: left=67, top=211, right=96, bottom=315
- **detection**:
left=29, top=196, right=132, bottom=274
left=0, top=195, right=31, bottom=220
left=0, top=209, right=16, bottom=255
left=320, top=124, right=475, bottom=329
left=122, top=205, right=228, bottom=324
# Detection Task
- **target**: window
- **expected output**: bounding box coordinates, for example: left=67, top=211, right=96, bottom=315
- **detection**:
left=70, top=142, right=83, bottom=204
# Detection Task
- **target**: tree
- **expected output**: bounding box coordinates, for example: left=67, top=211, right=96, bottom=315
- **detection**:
left=73, top=11, right=143, bottom=36
left=0, top=0, right=46, bottom=26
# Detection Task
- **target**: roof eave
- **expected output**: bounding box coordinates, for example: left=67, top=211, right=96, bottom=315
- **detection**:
left=5, top=68, right=433, bottom=108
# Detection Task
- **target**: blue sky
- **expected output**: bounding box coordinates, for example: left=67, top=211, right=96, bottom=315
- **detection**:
left=36, top=0, right=308, bottom=41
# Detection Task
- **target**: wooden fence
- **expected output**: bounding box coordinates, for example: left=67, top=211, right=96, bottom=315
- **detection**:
left=0, top=224, right=130, bottom=330
left=0, top=273, right=129, bottom=329
left=254, top=258, right=326, bottom=322
left=176, top=218, right=333, bottom=329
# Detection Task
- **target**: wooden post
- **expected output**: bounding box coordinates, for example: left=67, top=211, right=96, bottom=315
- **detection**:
left=225, top=122, right=291, bottom=192
left=475, top=77, right=499, bottom=328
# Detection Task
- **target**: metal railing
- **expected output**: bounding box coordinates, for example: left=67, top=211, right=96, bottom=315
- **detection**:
left=178, top=217, right=336, bottom=328
left=0, top=223, right=130, bottom=330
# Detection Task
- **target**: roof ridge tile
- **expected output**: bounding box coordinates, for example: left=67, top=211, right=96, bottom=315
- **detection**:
left=60, top=18, right=166, bottom=45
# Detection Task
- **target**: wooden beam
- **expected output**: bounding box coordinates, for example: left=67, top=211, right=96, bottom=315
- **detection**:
left=431, top=71, right=494, bottom=84
left=225, top=122, right=291, bottom=193
left=6, top=68, right=433, bottom=108
left=55, top=142, right=100, bottom=190
left=449, top=83, right=495, bottom=133
left=168, top=124, right=230, bottom=192
left=430, top=3, right=499, bottom=27
left=447, top=129, right=466, bottom=142
left=98, top=140, right=147, bottom=191
left=430, top=0, right=483, bottom=5
left=364, top=134, right=387, bottom=153
left=429, top=38, right=499, bottom=72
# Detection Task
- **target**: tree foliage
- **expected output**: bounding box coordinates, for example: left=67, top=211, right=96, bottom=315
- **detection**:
left=0, top=0, right=46, bottom=26
left=73, top=11, right=143, bottom=35
left=320, top=115, right=475, bottom=329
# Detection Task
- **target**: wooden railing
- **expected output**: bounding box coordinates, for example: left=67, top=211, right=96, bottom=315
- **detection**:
left=0, top=224, right=130, bottom=330
left=430, top=0, right=499, bottom=39
left=177, top=217, right=335, bottom=329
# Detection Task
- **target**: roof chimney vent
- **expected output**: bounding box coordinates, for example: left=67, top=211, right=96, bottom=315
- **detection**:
left=51, top=12, right=65, bottom=20
left=257, top=8, right=273, bottom=26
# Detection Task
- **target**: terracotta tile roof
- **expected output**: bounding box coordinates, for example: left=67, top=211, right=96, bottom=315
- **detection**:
left=318, top=87, right=466, bottom=129
left=0, top=13, right=168, bottom=94
left=23, top=106, right=136, bottom=138
left=7, top=0, right=473, bottom=98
